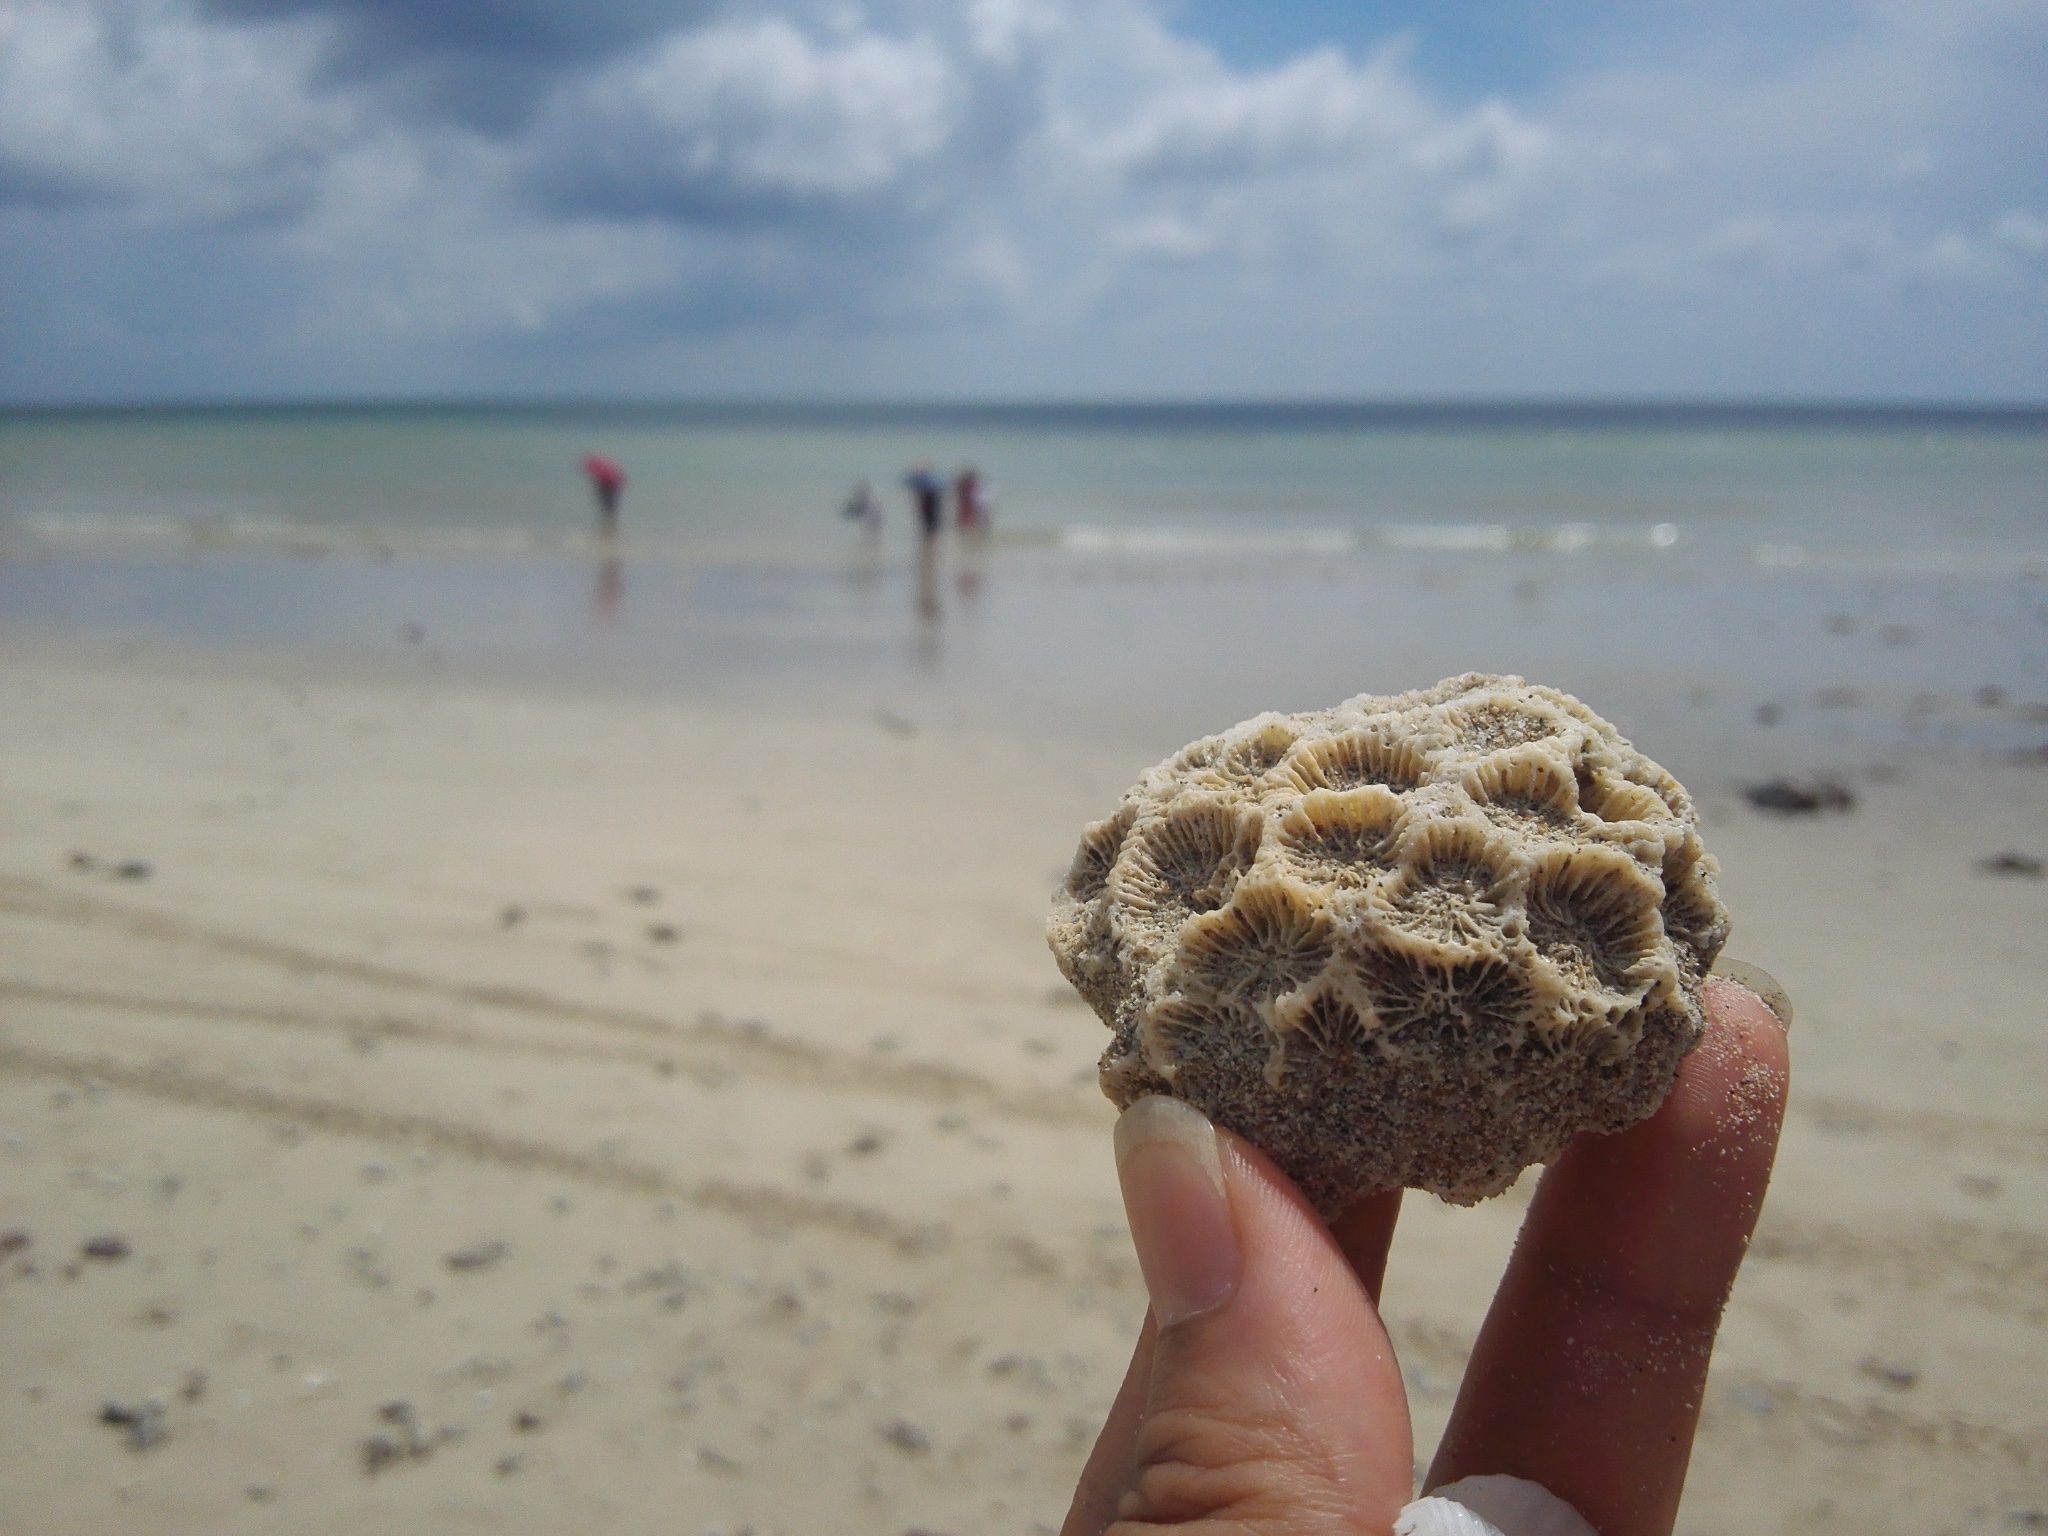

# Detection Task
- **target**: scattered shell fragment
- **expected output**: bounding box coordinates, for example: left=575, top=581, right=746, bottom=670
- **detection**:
left=1049, top=674, right=1730, bottom=1210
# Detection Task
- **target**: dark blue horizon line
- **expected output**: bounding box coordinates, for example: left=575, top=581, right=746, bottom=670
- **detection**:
left=4, top=395, right=2046, bottom=433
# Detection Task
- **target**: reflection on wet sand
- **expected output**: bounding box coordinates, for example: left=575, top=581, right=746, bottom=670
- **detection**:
left=954, top=530, right=986, bottom=606
left=915, top=536, right=942, bottom=624
left=592, top=553, right=624, bottom=624
left=913, top=535, right=943, bottom=671
left=844, top=523, right=884, bottom=601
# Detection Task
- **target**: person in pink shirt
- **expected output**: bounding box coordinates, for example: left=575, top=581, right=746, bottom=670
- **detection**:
left=581, top=453, right=626, bottom=537
left=953, top=465, right=987, bottom=531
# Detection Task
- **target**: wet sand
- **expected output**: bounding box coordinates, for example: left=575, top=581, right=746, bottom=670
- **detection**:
left=2, top=644, right=2046, bottom=1535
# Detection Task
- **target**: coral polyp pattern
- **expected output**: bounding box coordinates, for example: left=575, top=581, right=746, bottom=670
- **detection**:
left=1048, top=675, right=1730, bottom=1210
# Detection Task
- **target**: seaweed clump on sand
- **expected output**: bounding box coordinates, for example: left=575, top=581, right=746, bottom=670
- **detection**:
left=1048, top=674, right=1731, bottom=1212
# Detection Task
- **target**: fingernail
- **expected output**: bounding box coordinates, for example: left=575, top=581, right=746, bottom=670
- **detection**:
left=1114, top=1095, right=1241, bottom=1329
left=1708, top=957, right=1794, bottom=1033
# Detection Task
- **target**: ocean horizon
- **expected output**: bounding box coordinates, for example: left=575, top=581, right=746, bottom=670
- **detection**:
left=7, top=397, right=2047, bottom=428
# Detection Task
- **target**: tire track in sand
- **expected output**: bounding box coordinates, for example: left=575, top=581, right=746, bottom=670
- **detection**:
left=0, top=1034, right=948, bottom=1255
left=1747, top=1212, right=2048, bottom=1316
left=0, top=878, right=1105, bottom=1131
left=1796, top=1093, right=2048, bottom=1166
left=1390, top=1317, right=2048, bottom=1470
left=1696, top=1373, right=2048, bottom=1470
left=0, top=980, right=995, bottom=1110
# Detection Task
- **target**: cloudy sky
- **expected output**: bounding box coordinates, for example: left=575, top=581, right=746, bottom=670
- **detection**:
left=1, top=0, right=2043, bottom=402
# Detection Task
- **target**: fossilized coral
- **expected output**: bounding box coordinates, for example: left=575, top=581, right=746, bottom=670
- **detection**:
left=1048, top=674, right=1730, bottom=1210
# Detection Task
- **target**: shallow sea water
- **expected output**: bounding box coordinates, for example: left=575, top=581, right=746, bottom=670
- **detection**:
left=3, top=403, right=2045, bottom=773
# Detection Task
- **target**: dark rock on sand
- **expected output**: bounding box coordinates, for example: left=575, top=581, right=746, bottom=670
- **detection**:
left=1857, top=1357, right=1920, bottom=1391
left=81, top=1235, right=131, bottom=1262
left=881, top=1419, right=931, bottom=1455
left=100, top=1400, right=168, bottom=1451
left=697, top=1444, right=743, bottom=1474
left=362, top=1401, right=461, bottom=1474
left=444, top=1239, right=508, bottom=1272
left=1743, top=777, right=1855, bottom=814
left=1979, top=851, right=2045, bottom=878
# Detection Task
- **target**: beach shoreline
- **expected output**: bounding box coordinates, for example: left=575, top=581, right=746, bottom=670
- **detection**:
left=2, top=636, right=2044, bottom=1534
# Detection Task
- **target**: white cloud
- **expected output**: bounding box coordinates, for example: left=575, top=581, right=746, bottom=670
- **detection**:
left=278, top=131, right=687, bottom=341
left=1065, top=45, right=1430, bottom=182
left=1995, top=210, right=2048, bottom=256
left=543, top=18, right=957, bottom=206
left=0, top=0, right=356, bottom=219
left=963, top=0, right=1062, bottom=67
left=0, top=0, right=2042, bottom=397
left=1107, top=214, right=1212, bottom=259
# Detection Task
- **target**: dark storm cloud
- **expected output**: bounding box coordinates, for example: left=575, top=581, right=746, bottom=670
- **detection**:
left=0, top=158, right=114, bottom=212
left=195, top=0, right=714, bottom=131
left=197, top=0, right=702, bottom=64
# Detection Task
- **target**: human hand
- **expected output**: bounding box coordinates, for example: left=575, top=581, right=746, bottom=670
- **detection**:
left=1062, top=977, right=1790, bottom=1536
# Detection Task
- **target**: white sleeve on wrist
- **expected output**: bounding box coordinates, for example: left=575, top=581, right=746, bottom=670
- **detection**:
left=1393, top=1473, right=1601, bottom=1536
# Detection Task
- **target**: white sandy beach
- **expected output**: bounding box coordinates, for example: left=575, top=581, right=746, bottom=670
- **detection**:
left=2, top=641, right=2045, bottom=1535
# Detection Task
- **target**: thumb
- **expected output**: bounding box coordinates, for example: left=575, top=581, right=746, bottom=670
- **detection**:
left=1070, top=1096, right=1414, bottom=1535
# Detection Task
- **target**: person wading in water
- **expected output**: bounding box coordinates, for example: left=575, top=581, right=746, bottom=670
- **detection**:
left=582, top=453, right=626, bottom=538
left=904, top=464, right=944, bottom=539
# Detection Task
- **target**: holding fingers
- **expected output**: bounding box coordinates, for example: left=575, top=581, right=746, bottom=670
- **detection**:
left=1065, top=977, right=1789, bottom=1536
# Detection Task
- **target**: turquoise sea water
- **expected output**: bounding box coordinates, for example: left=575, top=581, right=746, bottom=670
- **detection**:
left=3, top=403, right=2045, bottom=773
left=4, top=403, right=2046, bottom=560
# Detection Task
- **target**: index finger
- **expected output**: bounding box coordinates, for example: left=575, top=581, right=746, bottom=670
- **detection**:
left=1425, top=978, right=1790, bottom=1536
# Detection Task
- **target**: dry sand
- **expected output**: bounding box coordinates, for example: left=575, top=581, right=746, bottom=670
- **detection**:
left=2, top=645, right=2045, bottom=1535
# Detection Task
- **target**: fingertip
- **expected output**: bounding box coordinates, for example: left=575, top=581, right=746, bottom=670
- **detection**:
left=1426, top=976, right=1794, bottom=1534
left=1114, top=1096, right=1241, bottom=1330
left=1667, top=976, right=1792, bottom=1148
left=1707, top=958, right=1793, bottom=1033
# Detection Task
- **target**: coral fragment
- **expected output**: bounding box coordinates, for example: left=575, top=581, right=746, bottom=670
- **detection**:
left=1047, top=674, right=1728, bottom=1210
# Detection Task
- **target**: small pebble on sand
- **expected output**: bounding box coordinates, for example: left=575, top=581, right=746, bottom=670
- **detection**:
left=444, top=1239, right=509, bottom=1272
left=881, top=1419, right=931, bottom=1455
left=1743, top=776, right=1855, bottom=814
left=100, top=1401, right=167, bottom=1452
